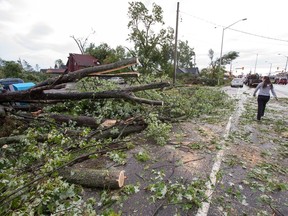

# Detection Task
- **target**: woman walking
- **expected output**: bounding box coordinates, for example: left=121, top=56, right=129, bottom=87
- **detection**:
left=253, top=76, right=278, bottom=121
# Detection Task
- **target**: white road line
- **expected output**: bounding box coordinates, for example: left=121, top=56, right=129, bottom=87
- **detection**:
left=195, top=116, right=232, bottom=216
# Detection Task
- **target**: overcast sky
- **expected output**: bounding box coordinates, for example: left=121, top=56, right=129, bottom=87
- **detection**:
left=1, top=0, right=288, bottom=76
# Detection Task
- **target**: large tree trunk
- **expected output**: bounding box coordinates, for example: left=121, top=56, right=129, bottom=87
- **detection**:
left=0, top=135, right=25, bottom=147
left=32, top=57, right=138, bottom=90
left=59, top=168, right=125, bottom=189
left=0, top=82, right=170, bottom=105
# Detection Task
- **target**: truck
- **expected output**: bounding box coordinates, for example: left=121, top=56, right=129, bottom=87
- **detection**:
left=244, top=74, right=261, bottom=87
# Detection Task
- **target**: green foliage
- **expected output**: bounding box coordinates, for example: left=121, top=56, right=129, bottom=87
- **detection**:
left=134, top=150, right=150, bottom=162
left=2, top=60, right=23, bottom=77
left=86, top=43, right=130, bottom=65
left=0, top=72, right=232, bottom=214
left=145, top=113, right=172, bottom=145
left=177, top=40, right=195, bottom=68
left=127, top=2, right=174, bottom=75
left=0, top=127, right=96, bottom=215
left=147, top=174, right=207, bottom=210
left=107, top=151, right=127, bottom=165
left=200, top=49, right=240, bottom=86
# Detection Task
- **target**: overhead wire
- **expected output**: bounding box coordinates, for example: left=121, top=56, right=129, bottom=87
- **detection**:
left=180, top=11, right=288, bottom=43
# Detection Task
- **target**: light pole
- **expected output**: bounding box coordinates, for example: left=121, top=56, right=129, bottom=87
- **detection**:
left=265, top=61, right=272, bottom=76
left=218, top=18, right=247, bottom=85
left=278, top=53, right=288, bottom=72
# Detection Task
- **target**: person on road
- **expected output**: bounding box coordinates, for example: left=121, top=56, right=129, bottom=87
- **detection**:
left=253, top=76, right=278, bottom=121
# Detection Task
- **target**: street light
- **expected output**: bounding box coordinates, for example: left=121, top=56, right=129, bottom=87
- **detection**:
left=278, top=53, right=288, bottom=72
left=265, top=61, right=272, bottom=76
left=218, top=18, right=247, bottom=85
left=219, top=18, right=247, bottom=66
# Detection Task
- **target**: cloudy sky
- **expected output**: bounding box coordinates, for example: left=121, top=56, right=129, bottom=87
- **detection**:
left=1, top=0, right=288, bottom=76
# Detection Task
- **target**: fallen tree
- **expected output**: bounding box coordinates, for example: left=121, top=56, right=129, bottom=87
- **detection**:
left=0, top=57, right=173, bottom=213
left=31, top=57, right=139, bottom=90
left=0, top=82, right=170, bottom=105
left=59, top=168, right=125, bottom=189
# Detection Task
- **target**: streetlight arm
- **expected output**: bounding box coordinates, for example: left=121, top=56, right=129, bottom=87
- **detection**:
left=218, top=18, right=247, bottom=85
left=224, top=18, right=247, bottom=30
left=220, top=18, right=247, bottom=66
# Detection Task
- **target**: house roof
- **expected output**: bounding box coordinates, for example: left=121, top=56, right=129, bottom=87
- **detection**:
left=68, top=53, right=99, bottom=67
left=176, top=67, right=199, bottom=75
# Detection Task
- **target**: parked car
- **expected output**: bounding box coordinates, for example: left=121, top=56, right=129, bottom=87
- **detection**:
left=108, top=77, right=126, bottom=84
left=277, top=77, right=287, bottom=85
left=231, top=78, right=244, bottom=88
left=0, top=78, right=24, bottom=91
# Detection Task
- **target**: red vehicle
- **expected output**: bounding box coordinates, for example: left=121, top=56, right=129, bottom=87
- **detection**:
left=277, top=78, right=287, bottom=85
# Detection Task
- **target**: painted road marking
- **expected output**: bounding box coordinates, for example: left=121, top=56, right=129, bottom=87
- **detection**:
left=195, top=116, right=232, bottom=216
left=196, top=88, right=245, bottom=216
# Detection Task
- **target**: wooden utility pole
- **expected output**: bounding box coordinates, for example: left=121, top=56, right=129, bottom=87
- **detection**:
left=173, top=2, right=179, bottom=86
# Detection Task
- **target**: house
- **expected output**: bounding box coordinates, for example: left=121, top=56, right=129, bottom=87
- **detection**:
left=66, top=53, right=100, bottom=72
left=43, top=53, right=100, bottom=75
left=176, top=67, right=200, bottom=76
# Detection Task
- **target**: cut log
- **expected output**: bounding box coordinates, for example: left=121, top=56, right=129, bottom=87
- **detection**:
left=59, top=168, right=125, bottom=189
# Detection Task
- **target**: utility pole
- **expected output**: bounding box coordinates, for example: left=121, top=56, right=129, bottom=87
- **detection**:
left=173, top=2, right=179, bottom=86
left=254, top=53, right=258, bottom=73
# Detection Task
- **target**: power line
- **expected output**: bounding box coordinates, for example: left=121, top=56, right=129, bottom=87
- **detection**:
left=229, top=28, right=288, bottom=43
left=180, top=11, right=288, bottom=43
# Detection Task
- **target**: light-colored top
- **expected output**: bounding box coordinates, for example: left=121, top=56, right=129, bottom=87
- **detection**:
left=253, top=82, right=277, bottom=98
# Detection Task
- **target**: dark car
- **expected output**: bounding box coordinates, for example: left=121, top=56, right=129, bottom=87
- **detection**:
left=277, top=78, right=287, bottom=85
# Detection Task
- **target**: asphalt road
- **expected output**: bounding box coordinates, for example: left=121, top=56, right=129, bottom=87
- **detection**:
left=202, top=84, right=288, bottom=216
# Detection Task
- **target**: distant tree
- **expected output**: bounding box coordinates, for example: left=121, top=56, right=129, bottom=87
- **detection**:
left=2, top=61, right=23, bottom=78
left=127, top=1, right=174, bottom=74
left=177, top=40, right=195, bottom=68
left=86, top=43, right=129, bottom=64
left=35, top=64, right=40, bottom=72
left=22, top=60, right=34, bottom=72
left=71, top=29, right=96, bottom=54
left=54, top=59, right=65, bottom=69
left=201, top=49, right=239, bottom=84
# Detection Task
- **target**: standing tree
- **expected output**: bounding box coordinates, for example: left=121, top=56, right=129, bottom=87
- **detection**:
left=177, top=40, right=195, bottom=68
left=127, top=2, right=174, bottom=75
left=54, top=59, right=65, bottom=69
left=2, top=61, right=23, bottom=78
left=86, top=43, right=129, bottom=64
left=201, top=49, right=239, bottom=84
left=70, top=29, right=96, bottom=54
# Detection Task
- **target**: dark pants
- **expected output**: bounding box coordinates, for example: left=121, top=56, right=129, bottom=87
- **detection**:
left=257, top=95, right=270, bottom=120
